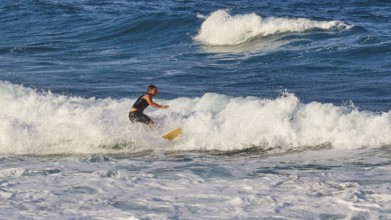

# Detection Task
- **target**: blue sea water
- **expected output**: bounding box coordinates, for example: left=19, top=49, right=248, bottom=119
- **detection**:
left=1, top=0, right=391, bottom=219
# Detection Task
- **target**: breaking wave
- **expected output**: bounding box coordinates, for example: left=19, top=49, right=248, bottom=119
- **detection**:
left=194, top=9, right=351, bottom=46
left=1, top=81, right=390, bottom=155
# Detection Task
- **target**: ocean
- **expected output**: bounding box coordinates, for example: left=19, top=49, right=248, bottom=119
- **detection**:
left=1, top=0, right=390, bottom=219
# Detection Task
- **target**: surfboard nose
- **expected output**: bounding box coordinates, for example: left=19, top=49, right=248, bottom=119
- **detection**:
left=160, top=128, right=182, bottom=140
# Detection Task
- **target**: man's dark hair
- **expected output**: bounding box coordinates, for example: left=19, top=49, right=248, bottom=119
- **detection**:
left=148, top=85, right=157, bottom=91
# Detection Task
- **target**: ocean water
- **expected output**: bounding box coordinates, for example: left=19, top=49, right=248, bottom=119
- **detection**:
left=1, top=0, right=391, bottom=219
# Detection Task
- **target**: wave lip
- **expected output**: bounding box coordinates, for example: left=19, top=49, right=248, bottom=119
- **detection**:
left=194, top=9, right=352, bottom=46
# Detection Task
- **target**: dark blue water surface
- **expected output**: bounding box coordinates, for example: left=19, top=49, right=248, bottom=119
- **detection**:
left=1, top=0, right=390, bottom=111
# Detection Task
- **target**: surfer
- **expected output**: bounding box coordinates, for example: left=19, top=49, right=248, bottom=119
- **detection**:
left=129, top=85, right=169, bottom=128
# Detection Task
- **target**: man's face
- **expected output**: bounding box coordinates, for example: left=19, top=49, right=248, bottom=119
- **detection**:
left=151, top=88, right=158, bottom=95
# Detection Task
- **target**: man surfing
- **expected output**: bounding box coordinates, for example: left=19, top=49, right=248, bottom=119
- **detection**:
left=129, top=85, right=169, bottom=128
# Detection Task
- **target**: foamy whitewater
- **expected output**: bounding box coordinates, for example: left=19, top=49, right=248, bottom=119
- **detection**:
left=1, top=0, right=391, bottom=219
left=1, top=81, right=391, bottom=155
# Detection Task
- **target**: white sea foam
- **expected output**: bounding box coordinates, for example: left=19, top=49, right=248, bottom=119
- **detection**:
left=1, top=81, right=390, bottom=155
left=194, top=9, right=351, bottom=46
left=0, top=149, right=390, bottom=219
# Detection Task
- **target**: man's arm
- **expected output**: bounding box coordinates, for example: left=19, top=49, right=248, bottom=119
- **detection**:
left=144, top=94, right=169, bottom=109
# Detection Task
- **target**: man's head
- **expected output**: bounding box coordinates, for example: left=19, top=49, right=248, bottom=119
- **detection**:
left=148, top=85, right=158, bottom=95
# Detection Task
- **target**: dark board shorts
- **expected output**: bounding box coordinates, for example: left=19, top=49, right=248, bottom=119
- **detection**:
left=129, top=111, right=152, bottom=125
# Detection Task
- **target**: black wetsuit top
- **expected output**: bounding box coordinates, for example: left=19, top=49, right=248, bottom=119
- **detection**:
left=132, top=93, right=149, bottom=112
left=129, top=93, right=152, bottom=124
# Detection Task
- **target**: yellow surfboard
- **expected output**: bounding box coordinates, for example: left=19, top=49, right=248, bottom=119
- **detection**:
left=160, top=128, right=182, bottom=140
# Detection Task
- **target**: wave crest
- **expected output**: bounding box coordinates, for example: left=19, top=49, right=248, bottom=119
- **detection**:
left=194, top=9, right=351, bottom=46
